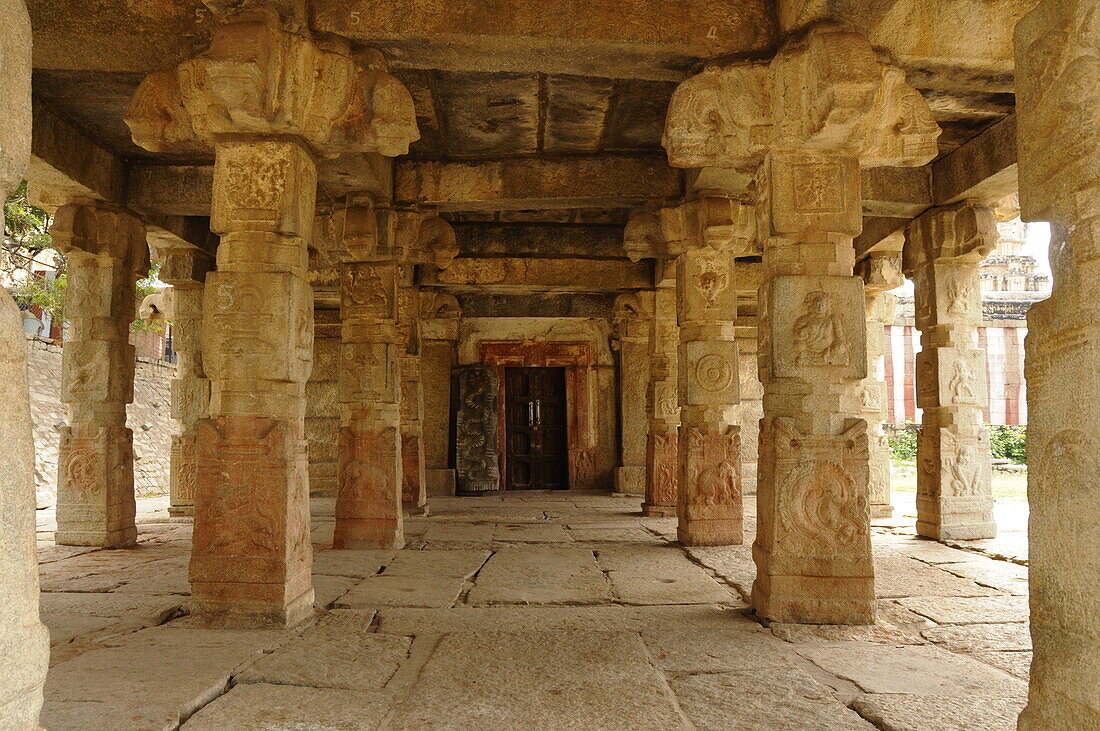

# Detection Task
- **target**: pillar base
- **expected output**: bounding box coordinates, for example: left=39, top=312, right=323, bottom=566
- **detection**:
left=870, top=504, right=894, bottom=520
left=333, top=522, right=405, bottom=551
left=642, top=504, right=677, bottom=518
left=751, top=543, right=876, bottom=625
left=168, top=505, right=195, bottom=519
left=916, top=520, right=997, bottom=541
left=54, top=526, right=137, bottom=549
left=677, top=518, right=743, bottom=546
left=916, top=495, right=996, bottom=540
left=614, top=466, right=646, bottom=496
left=187, top=586, right=315, bottom=629
left=403, top=503, right=430, bottom=518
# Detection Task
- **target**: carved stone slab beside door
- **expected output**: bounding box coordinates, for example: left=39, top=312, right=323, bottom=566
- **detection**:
left=456, top=366, right=501, bottom=495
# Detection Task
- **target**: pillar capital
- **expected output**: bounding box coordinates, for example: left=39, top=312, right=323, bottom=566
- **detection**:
left=125, top=12, right=419, bottom=159
left=51, top=202, right=149, bottom=275
left=623, top=209, right=665, bottom=262
left=612, top=291, right=654, bottom=344
left=857, top=250, right=904, bottom=295
left=664, top=24, right=939, bottom=171
left=903, top=202, right=998, bottom=273
left=660, top=194, right=758, bottom=257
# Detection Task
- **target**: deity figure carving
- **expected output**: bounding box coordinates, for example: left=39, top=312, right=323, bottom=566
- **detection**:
left=949, top=444, right=982, bottom=497
left=792, top=291, right=850, bottom=366
left=949, top=359, right=977, bottom=404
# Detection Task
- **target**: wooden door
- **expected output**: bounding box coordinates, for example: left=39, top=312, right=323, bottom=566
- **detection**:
left=504, top=367, right=568, bottom=490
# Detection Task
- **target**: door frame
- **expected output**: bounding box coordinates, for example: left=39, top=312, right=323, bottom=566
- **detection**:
left=503, top=366, right=568, bottom=490
left=479, top=340, right=597, bottom=490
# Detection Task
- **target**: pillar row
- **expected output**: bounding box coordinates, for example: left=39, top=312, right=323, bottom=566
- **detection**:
left=904, top=203, right=997, bottom=540
left=612, top=291, right=653, bottom=497
left=51, top=203, right=149, bottom=548
left=643, top=282, right=680, bottom=517
left=159, top=248, right=213, bottom=519
left=858, top=250, right=904, bottom=519
left=398, top=273, right=428, bottom=514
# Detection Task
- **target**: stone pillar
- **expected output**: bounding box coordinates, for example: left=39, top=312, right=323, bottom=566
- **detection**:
left=159, top=248, right=213, bottom=519
left=735, top=310, right=762, bottom=495
left=1015, top=3, right=1098, bottom=725
left=661, top=23, right=939, bottom=622
left=398, top=273, right=428, bottom=514
left=334, top=201, right=405, bottom=550
left=643, top=282, right=680, bottom=517
left=858, top=250, right=904, bottom=519
left=420, top=291, right=461, bottom=495
left=0, top=0, right=49, bottom=723
left=663, top=194, right=751, bottom=546
left=50, top=203, right=148, bottom=548
left=904, top=204, right=996, bottom=540
left=612, top=292, right=653, bottom=496
left=125, top=11, right=419, bottom=624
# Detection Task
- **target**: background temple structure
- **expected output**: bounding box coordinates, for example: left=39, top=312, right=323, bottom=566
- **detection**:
left=0, top=0, right=1096, bottom=728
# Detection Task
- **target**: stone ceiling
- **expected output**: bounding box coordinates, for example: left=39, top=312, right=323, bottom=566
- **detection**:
left=25, top=0, right=1029, bottom=256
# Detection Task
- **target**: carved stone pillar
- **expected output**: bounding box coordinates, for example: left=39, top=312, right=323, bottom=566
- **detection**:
left=397, top=273, right=428, bottom=514
left=643, top=282, right=680, bottom=517
left=663, top=195, right=752, bottom=546
left=904, top=204, right=996, bottom=540
left=159, top=248, right=213, bottom=519
left=612, top=292, right=653, bottom=496
left=858, top=250, right=904, bottom=519
left=124, top=12, right=420, bottom=625
left=334, top=200, right=405, bottom=550
left=420, top=292, right=461, bottom=495
left=50, top=203, right=148, bottom=548
left=1015, top=4, right=1098, bottom=723
left=735, top=311, right=762, bottom=495
left=0, top=0, right=49, bottom=723
left=663, top=24, right=940, bottom=622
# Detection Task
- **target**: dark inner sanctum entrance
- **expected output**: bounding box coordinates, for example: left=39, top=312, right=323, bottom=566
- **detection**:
left=504, top=367, right=569, bottom=490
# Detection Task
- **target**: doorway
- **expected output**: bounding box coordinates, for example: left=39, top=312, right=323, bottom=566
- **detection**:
left=504, top=367, right=568, bottom=490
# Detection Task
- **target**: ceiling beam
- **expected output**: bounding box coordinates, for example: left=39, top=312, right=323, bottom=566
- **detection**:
left=27, top=104, right=126, bottom=209
left=932, top=114, right=1018, bottom=206
left=419, top=257, right=652, bottom=293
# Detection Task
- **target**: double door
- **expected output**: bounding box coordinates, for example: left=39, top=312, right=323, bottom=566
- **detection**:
left=504, top=367, right=568, bottom=490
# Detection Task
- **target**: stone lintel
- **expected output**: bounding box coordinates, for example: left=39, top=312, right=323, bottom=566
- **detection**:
left=27, top=104, right=126, bottom=209
left=128, top=165, right=214, bottom=217
left=855, top=217, right=908, bottom=262
left=418, top=257, right=652, bottom=293
left=395, top=156, right=682, bottom=211
left=861, top=167, right=932, bottom=218
left=454, top=223, right=626, bottom=259
left=145, top=215, right=218, bottom=258
left=311, top=0, right=775, bottom=81
left=932, top=115, right=1018, bottom=206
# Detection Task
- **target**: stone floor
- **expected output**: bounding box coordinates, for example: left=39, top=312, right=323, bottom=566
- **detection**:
left=35, top=491, right=1031, bottom=730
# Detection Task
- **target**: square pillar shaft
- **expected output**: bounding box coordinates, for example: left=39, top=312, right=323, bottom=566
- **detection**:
left=191, top=139, right=316, bottom=627
left=397, top=276, right=427, bottom=513
left=613, top=292, right=653, bottom=497
left=753, top=151, right=875, bottom=625
left=643, top=286, right=680, bottom=517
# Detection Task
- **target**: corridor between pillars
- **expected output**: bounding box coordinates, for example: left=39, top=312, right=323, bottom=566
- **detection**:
left=124, top=10, right=420, bottom=626
left=51, top=203, right=148, bottom=548
left=1014, top=0, right=1100, bottom=725
left=904, top=203, right=998, bottom=540
left=662, top=23, right=941, bottom=623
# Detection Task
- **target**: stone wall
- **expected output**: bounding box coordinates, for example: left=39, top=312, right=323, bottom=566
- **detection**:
left=25, top=337, right=175, bottom=508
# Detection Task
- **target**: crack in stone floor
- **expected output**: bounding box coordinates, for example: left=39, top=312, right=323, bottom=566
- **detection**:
left=36, top=491, right=1031, bottom=730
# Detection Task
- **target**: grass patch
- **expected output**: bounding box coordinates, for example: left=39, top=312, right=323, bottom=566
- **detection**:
left=890, top=461, right=1028, bottom=501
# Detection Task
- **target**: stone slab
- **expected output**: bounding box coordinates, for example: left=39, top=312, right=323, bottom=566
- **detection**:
left=938, top=560, right=1029, bottom=596
left=336, top=549, right=490, bottom=609
left=873, top=554, right=1000, bottom=599
left=852, top=692, right=1027, bottom=731
left=375, top=604, right=746, bottom=636
left=596, top=545, right=735, bottom=605
left=467, top=547, right=613, bottom=606
left=492, top=523, right=574, bottom=543
left=922, top=622, right=1032, bottom=653
left=671, top=668, right=874, bottom=731
left=970, top=650, right=1031, bottom=680
left=770, top=623, right=925, bottom=646
left=642, top=624, right=795, bottom=672
left=421, top=523, right=495, bottom=545
left=183, top=683, right=392, bottom=730
left=236, top=611, right=410, bottom=691
left=883, top=539, right=979, bottom=565
left=312, top=549, right=394, bottom=578
left=684, top=544, right=756, bottom=598
left=797, top=644, right=1026, bottom=696
left=568, top=527, right=659, bottom=543
left=389, top=631, right=684, bottom=730
left=40, top=592, right=183, bottom=620
left=312, top=574, right=359, bottom=609
left=897, top=595, right=1029, bottom=625
left=43, top=627, right=285, bottom=730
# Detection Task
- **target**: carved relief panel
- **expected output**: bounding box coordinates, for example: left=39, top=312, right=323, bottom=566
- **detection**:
left=683, top=340, right=740, bottom=406
left=455, top=366, right=501, bottom=495
left=769, top=276, right=866, bottom=380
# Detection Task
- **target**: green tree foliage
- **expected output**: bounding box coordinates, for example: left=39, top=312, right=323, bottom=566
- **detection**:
left=989, top=425, right=1027, bottom=465
left=887, top=425, right=919, bottom=461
